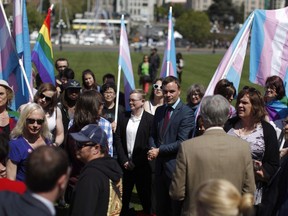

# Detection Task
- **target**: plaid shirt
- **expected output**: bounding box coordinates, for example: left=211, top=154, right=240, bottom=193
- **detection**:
left=68, top=117, right=113, bottom=157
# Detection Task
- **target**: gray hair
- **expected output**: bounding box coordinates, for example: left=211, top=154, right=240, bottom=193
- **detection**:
left=200, top=95, right=229, bottom=128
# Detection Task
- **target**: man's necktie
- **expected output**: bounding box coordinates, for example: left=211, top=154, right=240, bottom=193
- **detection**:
left=162, top=106, right=172, bottom=135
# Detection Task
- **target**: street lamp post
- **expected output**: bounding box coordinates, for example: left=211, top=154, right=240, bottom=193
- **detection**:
left=56, top=19, right=66, bottom=51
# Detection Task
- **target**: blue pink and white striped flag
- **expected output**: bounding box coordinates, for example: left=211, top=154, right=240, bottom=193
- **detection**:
left=250, top=7, right=288, bottom=96
left=12, top=0, right=33, bottom=108
left=0, top=3, right=19, bottom=81
left=118, top=15, right=135, bottom=110
left=160, top=7, right=177, bottom=78
left=204, top=13, right=253, bottom=96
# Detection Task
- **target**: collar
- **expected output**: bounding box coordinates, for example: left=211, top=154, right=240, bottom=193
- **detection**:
left=131, top=109, right=144, bottom=122
left=167, top=98, right=180, bottom=110
left=31, top=193, right=55, bottom=216
left=205, top=126, right=224, bottom=132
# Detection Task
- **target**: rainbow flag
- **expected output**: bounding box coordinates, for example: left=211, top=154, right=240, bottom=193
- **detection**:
left=31, top=5, right=55, bottom=85
left=250, top=7, right=288, bottom=96
left=118, top=15, right=135, bottom=110
left=160, top=7, right=177, bottom=78
left=266, top=98, right=288, bottom=121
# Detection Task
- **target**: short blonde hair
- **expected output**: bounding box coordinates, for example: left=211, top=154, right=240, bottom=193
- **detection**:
left=10, top=103, right=52, bottom=140
left=196, top=179, right=254, bottom=216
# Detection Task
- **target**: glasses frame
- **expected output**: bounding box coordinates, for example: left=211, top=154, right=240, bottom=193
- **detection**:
left=40, top=93, right=52, bottom=102
left=26, top=118, right=45, bottom=125
left=76, top=141, right=96, bottom=149
left=153, top=84, right=162, bottom=90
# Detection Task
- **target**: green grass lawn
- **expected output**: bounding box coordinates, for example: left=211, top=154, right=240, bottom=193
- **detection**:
left=53, top=49, right=263, bottom=102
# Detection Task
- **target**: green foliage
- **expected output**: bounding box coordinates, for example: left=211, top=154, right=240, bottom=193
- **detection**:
left=26, top=4, right=45, bottom=31
left=207, top=0, right=242, bottom=24
left=175, top=11, right=211, bottom=45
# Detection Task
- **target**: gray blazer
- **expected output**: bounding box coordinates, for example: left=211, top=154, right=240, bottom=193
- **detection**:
left=169, top=128, right=256, bottom=216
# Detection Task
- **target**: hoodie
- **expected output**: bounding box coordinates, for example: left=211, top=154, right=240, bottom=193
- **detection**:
left=69, top=157, right=123, bottom=216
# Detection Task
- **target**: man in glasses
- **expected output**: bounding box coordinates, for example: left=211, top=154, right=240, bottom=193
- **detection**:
left=69, top=124, right=123, bottom=216
left=148, top=76, right=195, bottom=216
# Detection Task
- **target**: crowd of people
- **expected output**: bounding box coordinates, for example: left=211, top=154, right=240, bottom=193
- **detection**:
left=0, top=51, right=288, bottom=216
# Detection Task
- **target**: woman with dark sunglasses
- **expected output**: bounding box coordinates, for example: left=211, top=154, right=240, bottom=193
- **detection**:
left=143, top=78, right=164, bottom=115
left=6, top=103, right=52, bottom=181
left=33, top=83, right=64, bottom=147
left=224, top=86, right=279, bottom=215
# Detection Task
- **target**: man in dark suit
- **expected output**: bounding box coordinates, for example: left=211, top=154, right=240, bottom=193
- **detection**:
left=115, top=89, right=154, bottom=215
left=0, top=146, right=70, bottom=216
left=148, top=76, right=195, bottom=216
left=169, top=95, right=256, bottom=216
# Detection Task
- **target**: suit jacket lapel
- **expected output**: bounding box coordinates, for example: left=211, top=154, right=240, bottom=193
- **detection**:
left=162, top=101, right=183, bottom=136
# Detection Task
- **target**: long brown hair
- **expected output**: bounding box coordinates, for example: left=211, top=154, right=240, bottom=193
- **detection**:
left=236, top=86, right=267, bottom=122
left=34, top=83, right=57, bottom=116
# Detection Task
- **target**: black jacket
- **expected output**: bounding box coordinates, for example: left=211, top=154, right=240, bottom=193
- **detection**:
left=69, top=157, right=123, bottom=216
left=0, top=191, right=53, bottom=216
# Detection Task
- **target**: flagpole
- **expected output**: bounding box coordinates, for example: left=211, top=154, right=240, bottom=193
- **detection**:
left=166, top=6, right=172, bottom=77
left=114, top=14, right=125, bottom=126
left=0, top=1, right=34, bottom=100
left=115, top=64, right=121, bottom=125
left=221, top=12, right=254, bottom=79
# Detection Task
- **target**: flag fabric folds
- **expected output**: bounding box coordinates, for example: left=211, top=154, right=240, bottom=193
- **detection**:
left=31, top=5, right=55, bottom=85
left=0, top=4, right=19, bottom=80
left=250, top=7, right=288, bottom=96
left=204, top=13, right=253, bottom=96
left=160, top=7, right=177, bottom=78
left=118, top=15, right=135, bottom=110
left=12, top=0, right=32, bottom=109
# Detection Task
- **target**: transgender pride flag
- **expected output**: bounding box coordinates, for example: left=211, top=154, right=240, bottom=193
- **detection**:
left=204, top=13, right=254, bottom=96
left=0, top=3, right=19, bottom=81
left=12, top=0, right=33, bottom=108
left=118, top=15, right=135, bottom=111
left=250, top=7, right=288, bottom=96
left=31, top=5, right=55, bottom=85
left=160, top=6, right=177, bottom=78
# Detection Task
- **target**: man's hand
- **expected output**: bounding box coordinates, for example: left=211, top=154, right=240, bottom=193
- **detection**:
left=147, top=147, right=159, bottom=161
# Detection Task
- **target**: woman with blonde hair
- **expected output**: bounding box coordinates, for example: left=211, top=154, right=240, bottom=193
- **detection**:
left=6, top=103, right=52, bottom=181
left=196, top=179, right=254, bottom=216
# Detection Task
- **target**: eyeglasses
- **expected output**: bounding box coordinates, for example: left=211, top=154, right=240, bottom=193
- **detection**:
left=76, top=141, right=95, bottom=149
left=153, top=84, right=162, bottom=90
left=129, top=98, right=142, bottom=102
left=26, top=118, right=45, bottom=125
left=104, top=91, right=115, bottom=95
left=40, top=93, right=52, bottom=102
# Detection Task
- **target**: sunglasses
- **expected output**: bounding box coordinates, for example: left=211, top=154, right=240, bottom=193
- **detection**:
left=40, top=93, right=52, bottom=102
left=76, top=141, right=95, bottom=149
left=26, top=118, right=45, bottom=125
left=153, top=84, right=162, bottom=90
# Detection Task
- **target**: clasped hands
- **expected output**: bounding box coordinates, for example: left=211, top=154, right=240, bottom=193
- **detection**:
left=147, top=147, right=159, bottom=161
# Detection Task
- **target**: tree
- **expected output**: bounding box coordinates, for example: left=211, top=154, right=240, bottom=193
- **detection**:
left=175, top=11, right=210, bottom=45
left=207, top=0, right=241, bottom=26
